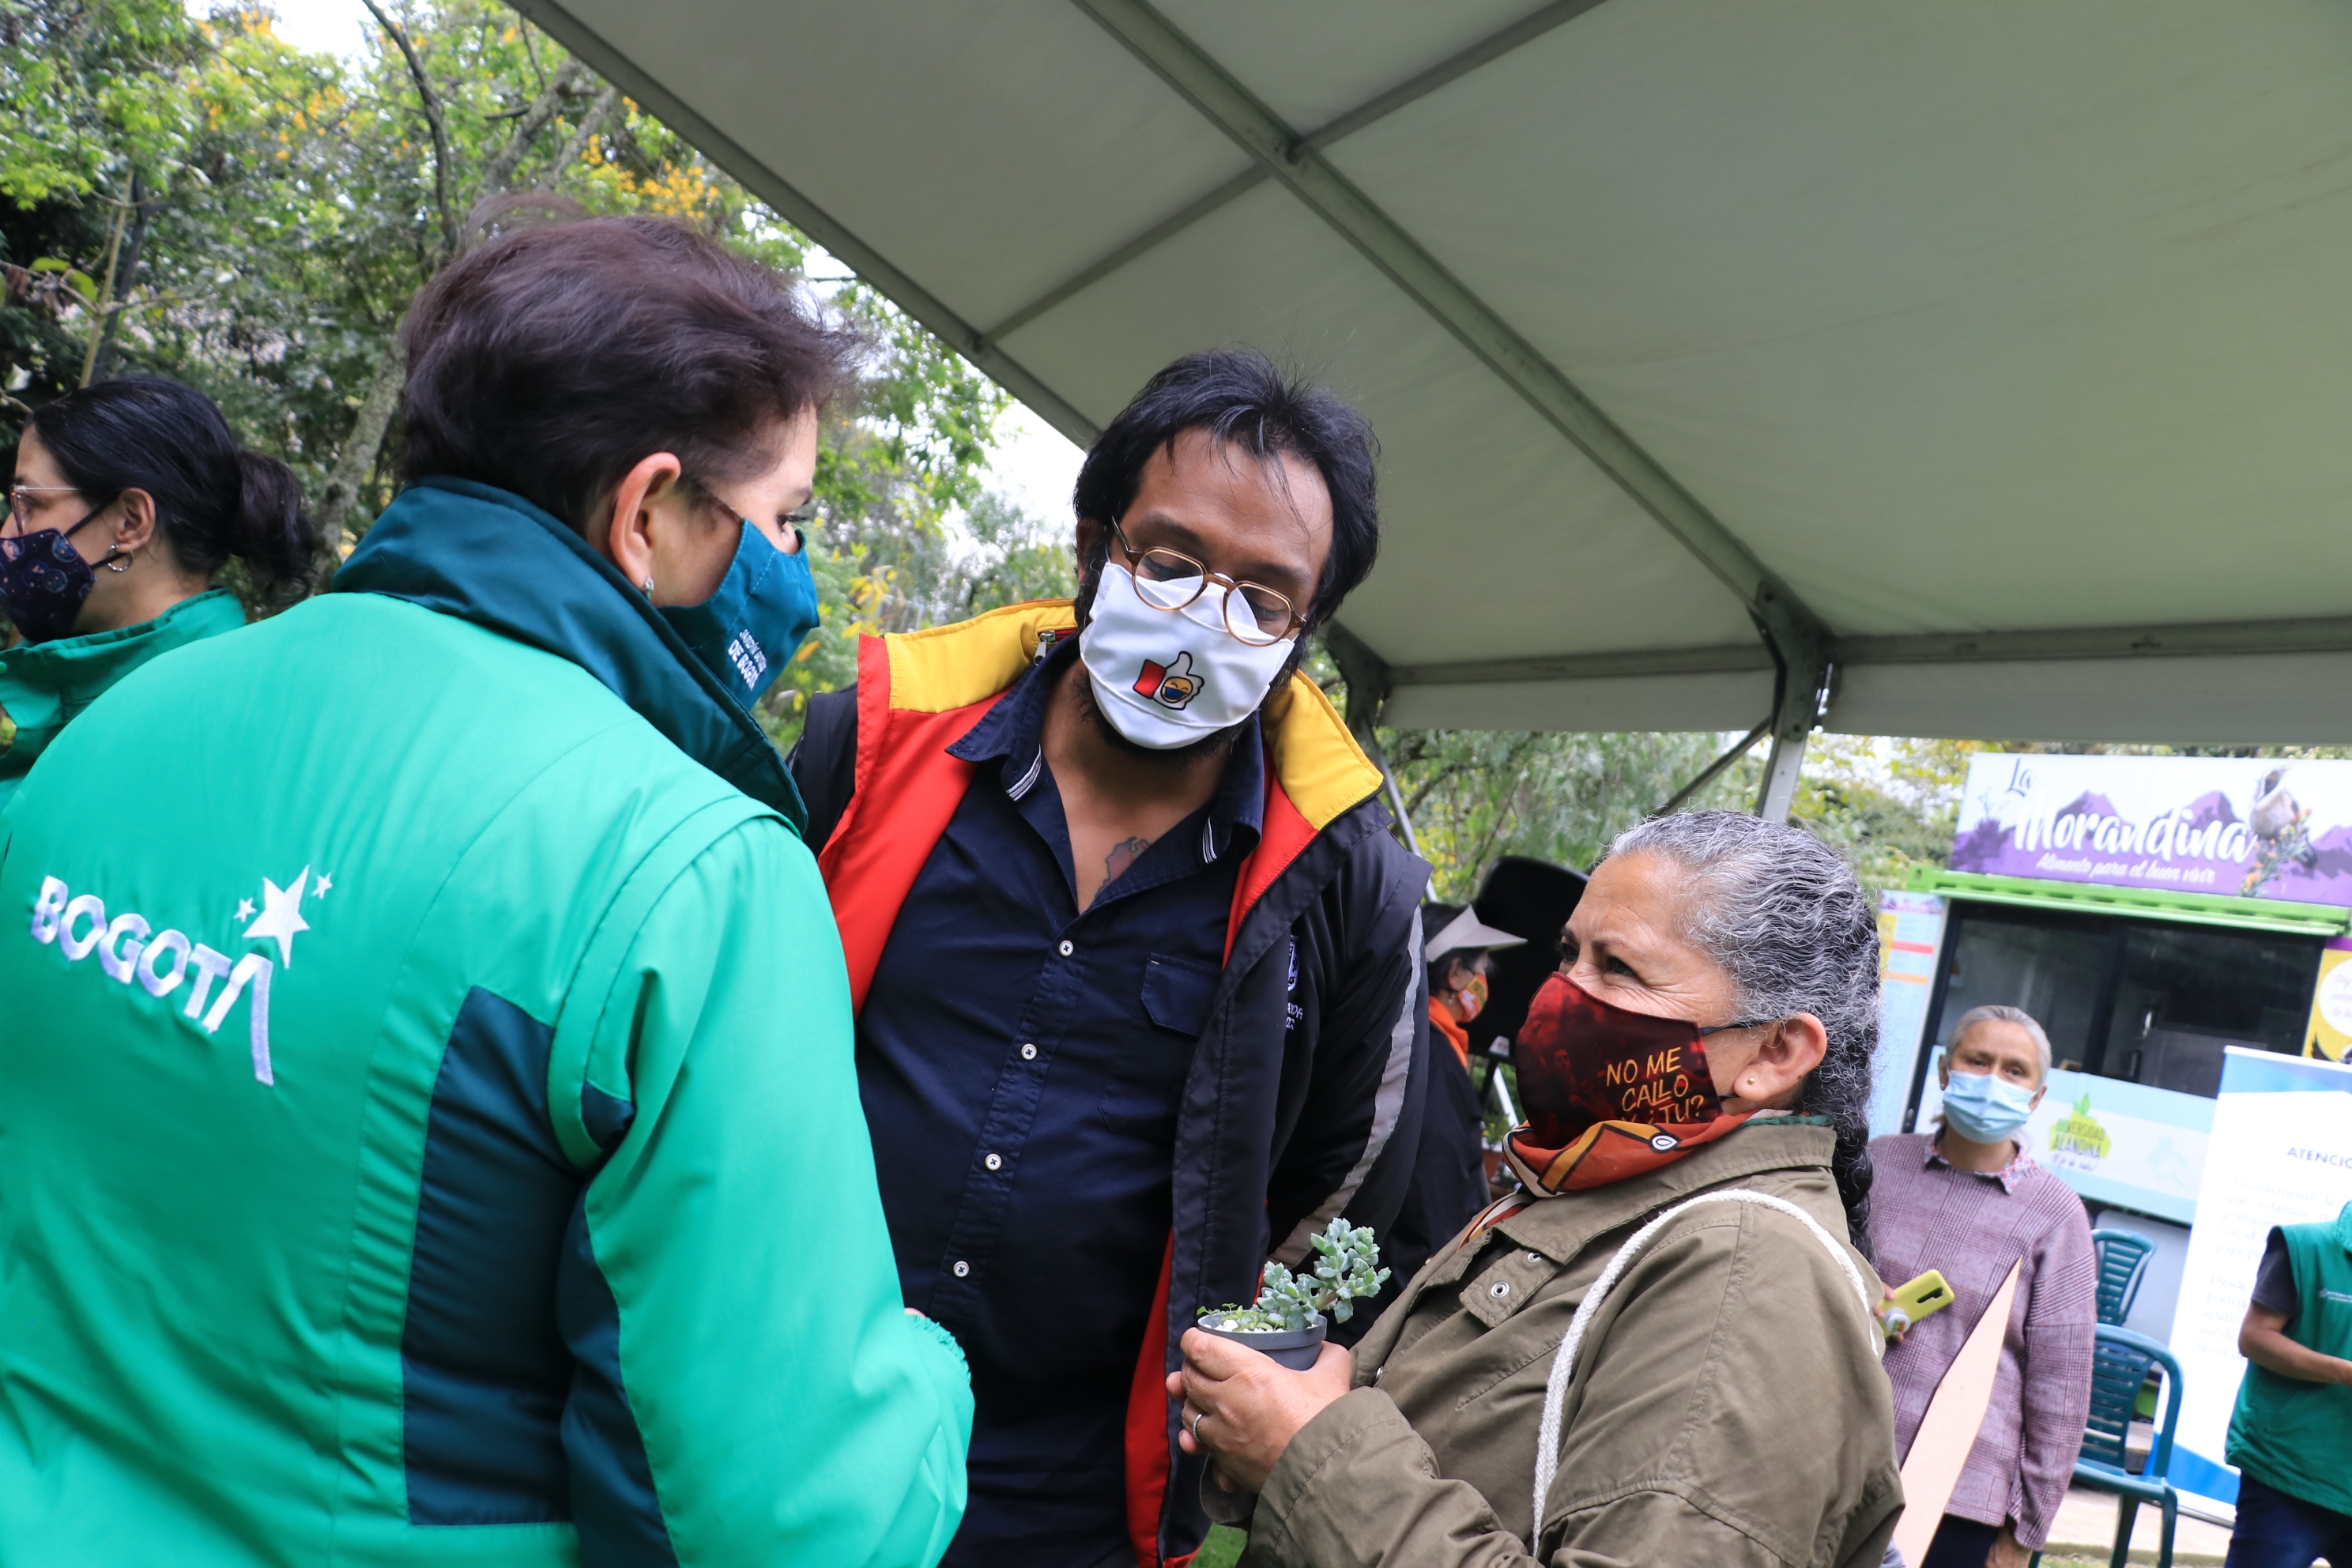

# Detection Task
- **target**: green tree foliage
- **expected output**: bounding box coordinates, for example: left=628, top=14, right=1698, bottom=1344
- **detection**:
left=1787, top=735, right=1984, bottom=897
left=2, top=0, right=1063, bottom=672
left=765, top=485, right=1077, bottom=750
left=1382, top=723, right=2352, bottom=906
left=1378, top=726, right=1762, bottom=900
left=1370, top=721, right=1996, bottom=904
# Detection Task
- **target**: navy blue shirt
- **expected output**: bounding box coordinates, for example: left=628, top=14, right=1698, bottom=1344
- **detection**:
left=855, top=638, right=1263, bottom=1566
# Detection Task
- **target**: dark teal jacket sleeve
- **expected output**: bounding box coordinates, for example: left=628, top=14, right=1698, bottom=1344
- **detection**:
left=553, top=816, right=971, bottom=1566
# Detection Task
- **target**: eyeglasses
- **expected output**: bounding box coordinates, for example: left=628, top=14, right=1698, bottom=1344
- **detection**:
left=1107, top=518, right=1306, bottom=646
left=7, top=485, right=81, bottom=530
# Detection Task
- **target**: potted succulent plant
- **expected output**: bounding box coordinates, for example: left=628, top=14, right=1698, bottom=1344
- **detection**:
left=1195, top=1218, right=1391, bottom=1370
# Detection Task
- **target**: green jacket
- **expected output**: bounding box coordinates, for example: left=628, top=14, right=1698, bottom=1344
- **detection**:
left=0, top=478, right=971, bottom=1566
left=0, top=585, right=246, bottom=807
left=2226, top=1207, right=2352, bottom=1516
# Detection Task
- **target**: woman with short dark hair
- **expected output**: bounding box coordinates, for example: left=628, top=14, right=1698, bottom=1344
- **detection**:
left=0, top=217, right=972, bottom=1566
left=1, top=375, right=315, bottom=805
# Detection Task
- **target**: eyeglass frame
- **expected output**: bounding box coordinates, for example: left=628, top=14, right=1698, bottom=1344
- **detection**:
left=6, top=484, right=89, bottom=532
left=1103, top=516, right=1310, bottom=646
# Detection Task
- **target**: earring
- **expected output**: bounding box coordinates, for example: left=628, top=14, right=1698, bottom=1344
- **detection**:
left=640, top=577, right=655, bottom=595
left=103, top=549, right=131, bottom=574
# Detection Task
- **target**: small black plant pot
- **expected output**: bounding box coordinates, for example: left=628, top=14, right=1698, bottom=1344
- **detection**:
left=1195, top=1312, right=1327, bottom=1370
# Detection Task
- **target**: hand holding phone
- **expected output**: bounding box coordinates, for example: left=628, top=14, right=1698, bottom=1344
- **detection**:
left=1879, top=1269, right=1954, bottom=1342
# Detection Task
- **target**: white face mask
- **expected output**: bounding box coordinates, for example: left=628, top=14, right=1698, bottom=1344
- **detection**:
left=1078, top=561, right=1297, bottom=749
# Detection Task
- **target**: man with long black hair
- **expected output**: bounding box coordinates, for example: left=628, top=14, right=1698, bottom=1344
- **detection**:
left=792, top=349, right=1429, bottom=1568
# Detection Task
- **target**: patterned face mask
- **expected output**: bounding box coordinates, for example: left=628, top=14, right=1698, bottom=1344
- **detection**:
left=1453, top=972, right=1489, bottom=1022
left=1077, top=562, right=1295, bottom=748
left=1503, top=974, right=1758, bottom=1193
left=0, top=504, right=109, bottom=643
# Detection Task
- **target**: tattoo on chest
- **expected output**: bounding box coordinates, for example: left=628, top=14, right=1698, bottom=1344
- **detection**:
left=1105, top=835, right=1152, bottom=883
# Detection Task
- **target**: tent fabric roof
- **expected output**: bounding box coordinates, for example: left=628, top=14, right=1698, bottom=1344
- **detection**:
left=513, top=0, right=2352, bottom=744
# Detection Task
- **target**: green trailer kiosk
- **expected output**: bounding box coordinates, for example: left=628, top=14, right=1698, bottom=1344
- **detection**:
left=1874, top=753, right=2352, bottom=1342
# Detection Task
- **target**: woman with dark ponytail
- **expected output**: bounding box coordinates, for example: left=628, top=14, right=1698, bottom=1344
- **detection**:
left=1, top=375, right=315, bottom=804
left=1167, top=808, right=1903, bottom=1568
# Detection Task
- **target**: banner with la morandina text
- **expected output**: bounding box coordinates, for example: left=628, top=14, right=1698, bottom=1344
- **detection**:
left=1952, top=753, right=2352, bottom=907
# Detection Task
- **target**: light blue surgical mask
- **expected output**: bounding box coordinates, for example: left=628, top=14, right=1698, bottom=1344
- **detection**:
left=661, top=518, right=819, bottom=709
left=1940, top=1065, right=2039, bottom=1143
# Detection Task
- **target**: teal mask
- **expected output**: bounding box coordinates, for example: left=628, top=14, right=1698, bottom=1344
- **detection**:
left=1941, top=1065, right=2039, bottom=1143
left=661, top=520, right=819, bottom=708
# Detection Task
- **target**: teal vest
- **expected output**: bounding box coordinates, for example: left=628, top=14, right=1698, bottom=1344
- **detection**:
left=2226, top=1205, right=2352, bottom=1515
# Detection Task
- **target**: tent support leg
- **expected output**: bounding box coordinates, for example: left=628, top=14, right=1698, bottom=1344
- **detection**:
left=1656, top=716, right=1773, bottom=817
left=1324, top=620, right=1424, bottom=857
left=1754, top=728, right=1811, bottom=822
left=1378, top=748, right=1424, bottom=859
left=1752, top=636, right=1831, bottom=824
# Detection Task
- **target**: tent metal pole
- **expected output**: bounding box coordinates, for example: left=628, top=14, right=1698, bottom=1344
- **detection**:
left=1754, top=729, right=1810, bottom=824
left=503, top=0, right=1102, bottom=449
left=1321, top=622, right=1425, bottom=859
left=1377, top=748, right=1425, bottom=860
left=978, top=0, right=1609, bottom=347
left=1656, top=716, right=1773, bottom=817
left=1380, top=609, right=2352, bottom=692
left=1070, top=0, right=1834, bottom=672
left=1753, top=642, right=1830, bottom=823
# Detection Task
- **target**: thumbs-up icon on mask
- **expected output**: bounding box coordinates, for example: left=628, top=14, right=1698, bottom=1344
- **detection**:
left=1132, top=650, right=1204, bottom=710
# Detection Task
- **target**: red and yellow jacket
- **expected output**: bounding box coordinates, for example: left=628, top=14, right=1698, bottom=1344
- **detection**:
left=794, top=601, right=1431, bottom=1567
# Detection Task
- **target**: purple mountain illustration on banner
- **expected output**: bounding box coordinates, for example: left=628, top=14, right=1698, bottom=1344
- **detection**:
left=2296, top=825, right=2352, bottom=883
left=2057, top=791, right=2120, bottom=820
left=2180, top=790, right=2238, bottom=831
left=1951, top=819, right=2010, bottom=873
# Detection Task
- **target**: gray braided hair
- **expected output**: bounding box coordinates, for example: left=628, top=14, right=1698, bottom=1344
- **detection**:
left=1604, top=810, right=1883, bottom=1255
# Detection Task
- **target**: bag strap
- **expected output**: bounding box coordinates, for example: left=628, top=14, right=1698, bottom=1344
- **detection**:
left=1528, top=1188, right=1880, bottom=1547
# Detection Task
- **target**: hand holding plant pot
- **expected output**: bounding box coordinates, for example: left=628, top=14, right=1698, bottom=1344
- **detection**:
left=1168, top=1219, right=1391, bottom=1493
left=1170, top=1332, right=1353, bottom=1494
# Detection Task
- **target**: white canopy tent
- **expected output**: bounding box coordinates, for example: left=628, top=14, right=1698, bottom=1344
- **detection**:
left=511, top=0, right=2352, bottom=813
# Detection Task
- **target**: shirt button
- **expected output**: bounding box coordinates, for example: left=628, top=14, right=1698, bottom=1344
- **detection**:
left=1058, top=940, right=1074, bottom=957
left=952, top=1260, right=971, bottom=1278
left=1489, top=1281, right=1511, bottom=1299
left=984, top=1152, right=1003, bottom=1170
left=1020, top=1043, right=1038, bottom=1061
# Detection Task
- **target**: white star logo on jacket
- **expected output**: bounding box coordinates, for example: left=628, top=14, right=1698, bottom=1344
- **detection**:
left=243, top=868, right=313, bottom=967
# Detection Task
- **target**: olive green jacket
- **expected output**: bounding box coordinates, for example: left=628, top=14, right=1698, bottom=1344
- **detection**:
left=1230, top=1121, right=1903, bottom=1568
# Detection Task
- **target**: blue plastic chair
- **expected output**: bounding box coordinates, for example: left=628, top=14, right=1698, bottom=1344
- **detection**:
left=2032, top=1325, right=2182, bottom=1568
left=2090, top=1229, right=2157, bottom=1327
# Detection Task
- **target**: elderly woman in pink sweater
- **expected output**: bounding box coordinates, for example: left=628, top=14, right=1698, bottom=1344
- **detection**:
left=1871, top=1004, right=2099, bottom=1568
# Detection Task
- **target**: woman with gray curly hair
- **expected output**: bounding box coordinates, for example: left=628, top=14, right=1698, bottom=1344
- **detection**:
left=1169, top=809, right=1902, bottom=1567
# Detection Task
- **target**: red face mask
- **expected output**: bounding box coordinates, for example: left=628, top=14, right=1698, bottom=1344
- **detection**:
left=1506, top=974, right=1759, bottom=1193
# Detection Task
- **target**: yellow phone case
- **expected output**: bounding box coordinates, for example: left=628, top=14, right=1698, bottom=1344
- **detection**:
left=1880, top=1269, right=1954, bottom=1337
